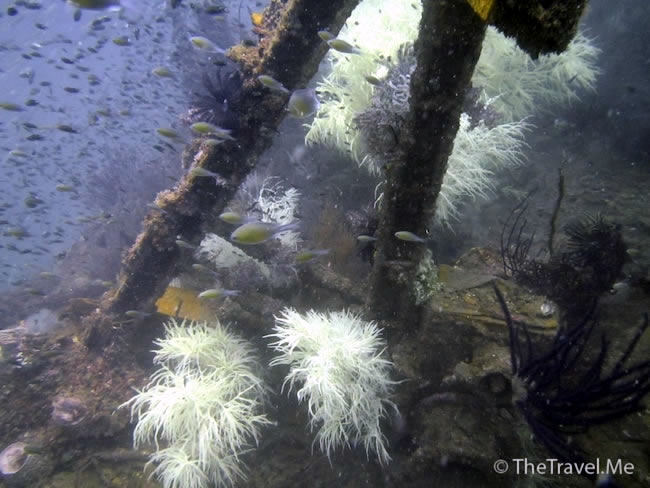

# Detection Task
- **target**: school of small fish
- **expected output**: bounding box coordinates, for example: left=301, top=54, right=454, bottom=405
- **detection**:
left=0, top=0, right=421, bottom=301
left=0, top=0, right=256, bottom=289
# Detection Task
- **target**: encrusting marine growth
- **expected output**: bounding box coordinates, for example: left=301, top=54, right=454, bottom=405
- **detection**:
left=267, top=308, right=397, bottom=464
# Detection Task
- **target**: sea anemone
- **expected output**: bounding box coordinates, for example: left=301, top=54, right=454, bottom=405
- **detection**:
left=230, top=175, right=302, bottom=250
left=474, top=28, right=601, bottom=122
left=255, top=178, right=301, bottom=250
left=267, top=308, right=396, bottom=464
left=305, top=0, right=599, bottom=226
left=122, top=319, right=270, bottom=488
left=197, top=233, right=271, bottom=278
left=147, top=446, right=208, bottom=488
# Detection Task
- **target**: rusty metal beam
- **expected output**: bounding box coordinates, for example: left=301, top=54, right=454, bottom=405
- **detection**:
left=368, top=0, right=486, bottom=324
left=88, top=0, right=360, bottom=346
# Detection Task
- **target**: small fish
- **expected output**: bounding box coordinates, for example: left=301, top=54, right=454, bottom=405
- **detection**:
left=156, top=128, right=185, bottom=142
left=6, top=227, right=28, bottom=238
left=364, top=75, right=381, bottom=86
left=204, top=5, right=226, bottom=14
left=56, top=184, right=76, bottom=192
left=39, top=272, right=56, bottom=279
left=9, top=150, right=29, bottom=158
left=219, top=211, right=250, bottom=225
left=68, top=0, right=121, bottom=10
left=231, top=221, right=299, bottom=245
left=258, top=75, right=289, bottom=94
left=175, top=239, right=196, bottom=250
left=20, top=68, right=35, bottom=83
left=190, top=122, right=235, bottom=140
left=24, top=195, right=44, bottom=208
left=191, top=263, right=217, bottom=275
left=0, top=102, right=23, bottom=112
left=295, top=249, right=329, bottom=264
left=22, top=445, right=46, bottom=456
left=190, top=36, right=224, bottom=53
left=26, top=134, right=44, bottom=141
left=73, top=8, right=82, bottom=20
left=55, top=124, right=78, bottom=134
left=152, top=66, right=174, bottom=78
left=198, top=288, right=240, bottom=299
left=64, top=87, right=80, bottom=93
left=395, top=231, right=426, bottom=243
left=189, top=167, right=221, bottom=179
left=26, top=288, right=46, bottom=296
left=357, top=235, right=377, bottom=242
left=112, top=36, right=130, bottom=46
left=203, top=138, right=224, bottom=147
left=288, top=89, right=320, bottom=118
left=318, top=31, right=335, bottom=42
left=327, top=38, right=361, bottom=55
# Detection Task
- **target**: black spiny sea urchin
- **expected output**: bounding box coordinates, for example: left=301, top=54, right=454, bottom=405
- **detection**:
left=190, top=64, right=243, bottom=132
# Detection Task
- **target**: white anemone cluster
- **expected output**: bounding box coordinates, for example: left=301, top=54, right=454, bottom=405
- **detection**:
left=474, top=28, right=601, bottom=121
left=306, top=0, right=421, bottom=164
left=267, top=308, right=396, bottom=464
left=437, top=113, right=531, bottom=223
left=306, top=0, right=600, bottom=225
left=197, top=233, right=271, bottom=278
left=122, top=319, right=270, bottom=488
left=256, top=177, right=301, bottom=250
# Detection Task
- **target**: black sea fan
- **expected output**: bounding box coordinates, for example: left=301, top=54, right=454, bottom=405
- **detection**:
left=191, top=65, right=242, bottom=131
left=494, top=284, right=650, bottom=467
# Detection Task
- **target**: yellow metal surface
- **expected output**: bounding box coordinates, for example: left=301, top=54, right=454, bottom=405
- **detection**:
left=467, top=0, right=495, bottom=21
left=155, top=286, right=212, bottom=321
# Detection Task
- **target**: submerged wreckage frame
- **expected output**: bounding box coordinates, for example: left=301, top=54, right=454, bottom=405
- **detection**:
left=88, top=0, right=588, bottom=338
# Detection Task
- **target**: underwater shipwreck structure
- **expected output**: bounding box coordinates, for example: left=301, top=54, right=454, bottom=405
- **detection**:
left=1, top=1, right=649, bottom=488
